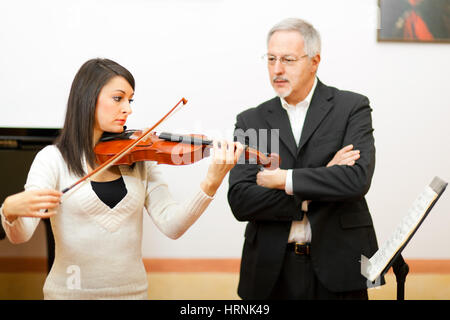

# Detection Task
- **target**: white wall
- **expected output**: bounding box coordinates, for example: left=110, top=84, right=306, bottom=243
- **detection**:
left=1, top=0, right=449, bottom=259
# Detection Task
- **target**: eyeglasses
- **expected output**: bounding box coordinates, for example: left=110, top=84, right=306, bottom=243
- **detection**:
left=262, top=54, right=309, bottom=66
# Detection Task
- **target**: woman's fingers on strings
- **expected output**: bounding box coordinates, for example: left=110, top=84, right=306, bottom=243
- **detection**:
left=212, top=139, right=244, bottom=165
left=226, top=140, right=236, bottom=164
left=214, top=139, right=228, bottom=164
left=213, top=139, right=219, bottom=151
left=212, top=140, right=220, bottom=163
left=221, top=140, right=229, bottom=162
left=234, top=142, right=244, bottom=163
left=224, top=141, right=244, bottom=165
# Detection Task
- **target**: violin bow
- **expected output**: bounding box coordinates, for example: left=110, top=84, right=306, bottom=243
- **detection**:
left=60, top=98, right=188, bottom=194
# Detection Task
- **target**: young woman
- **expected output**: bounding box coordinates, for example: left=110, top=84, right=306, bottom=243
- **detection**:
left=0, top=58, right=244, bottom=299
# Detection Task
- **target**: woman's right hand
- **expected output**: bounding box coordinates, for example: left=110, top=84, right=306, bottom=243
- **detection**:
left=2, top=189, right=62, bottom=223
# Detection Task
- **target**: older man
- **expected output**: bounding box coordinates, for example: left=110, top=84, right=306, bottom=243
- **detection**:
left=228, top=18, right=382, bottom=300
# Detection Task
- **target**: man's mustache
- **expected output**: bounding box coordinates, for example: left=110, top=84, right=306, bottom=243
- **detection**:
left=272, top=76, right=289, bottom=82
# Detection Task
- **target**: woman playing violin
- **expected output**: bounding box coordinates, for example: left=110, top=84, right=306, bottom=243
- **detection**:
left=0, top=58, right=244, bottom=299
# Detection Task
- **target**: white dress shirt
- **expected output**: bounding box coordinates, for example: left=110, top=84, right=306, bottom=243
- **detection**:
left=282, top=77, right=317, bottom=243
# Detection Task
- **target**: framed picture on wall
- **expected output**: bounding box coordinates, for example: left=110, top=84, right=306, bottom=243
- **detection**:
left=378, top=0, right=450, bottom=42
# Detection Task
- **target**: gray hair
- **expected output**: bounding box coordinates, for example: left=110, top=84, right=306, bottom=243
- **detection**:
left=267, top=18, right=321, bottom=57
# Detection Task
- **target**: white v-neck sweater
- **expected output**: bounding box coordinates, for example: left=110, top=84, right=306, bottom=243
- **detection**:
left=0, top=145, right=214, bottom=299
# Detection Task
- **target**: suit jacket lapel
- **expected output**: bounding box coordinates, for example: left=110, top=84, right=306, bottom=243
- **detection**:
left=297, top=80, right=334, bottom=154
left=264, top=98, right=297, bottom=158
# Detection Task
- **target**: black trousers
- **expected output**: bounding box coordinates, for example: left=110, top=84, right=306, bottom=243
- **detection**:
left=268, top=249, right=368, bottom=300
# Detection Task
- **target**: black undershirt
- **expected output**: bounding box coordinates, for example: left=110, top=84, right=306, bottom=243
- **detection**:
left=91, top=176, right=128, bottom=209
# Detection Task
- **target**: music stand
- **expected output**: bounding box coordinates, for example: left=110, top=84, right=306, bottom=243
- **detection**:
left=361, top=176, right=447, bottom=300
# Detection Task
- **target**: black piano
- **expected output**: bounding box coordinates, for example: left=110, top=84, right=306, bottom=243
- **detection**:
left=0, top=127, right=60, bottom=273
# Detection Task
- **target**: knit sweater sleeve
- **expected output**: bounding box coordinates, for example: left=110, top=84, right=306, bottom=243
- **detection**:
left=143, top=162, right=214, bottom=239
left=0, top=146, right=60, bottom=244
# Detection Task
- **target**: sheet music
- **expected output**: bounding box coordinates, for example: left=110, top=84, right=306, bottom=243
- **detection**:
left=361, top=183, right=439, bottom=282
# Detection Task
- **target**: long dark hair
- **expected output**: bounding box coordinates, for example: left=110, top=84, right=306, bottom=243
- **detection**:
left=55, top=58, right=135, bottom=177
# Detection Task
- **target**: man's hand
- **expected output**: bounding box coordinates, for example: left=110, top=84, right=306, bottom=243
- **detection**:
left=327, top=144, right=360, bottom=167
left=256, top=144, right=360, bottom=190
left=256, top=167, right=287, bottom=190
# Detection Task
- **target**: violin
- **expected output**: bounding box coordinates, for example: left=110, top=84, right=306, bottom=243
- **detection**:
left=60, top=97, right=280, bottom=195
left=94, top=129, right=281, bottom=169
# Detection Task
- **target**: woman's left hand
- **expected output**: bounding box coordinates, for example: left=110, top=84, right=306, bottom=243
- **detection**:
left=200, top=140, right=244, bottom=196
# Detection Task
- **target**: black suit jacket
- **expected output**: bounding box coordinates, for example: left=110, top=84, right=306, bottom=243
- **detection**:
left=228, top=79, right=381, bottom=299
